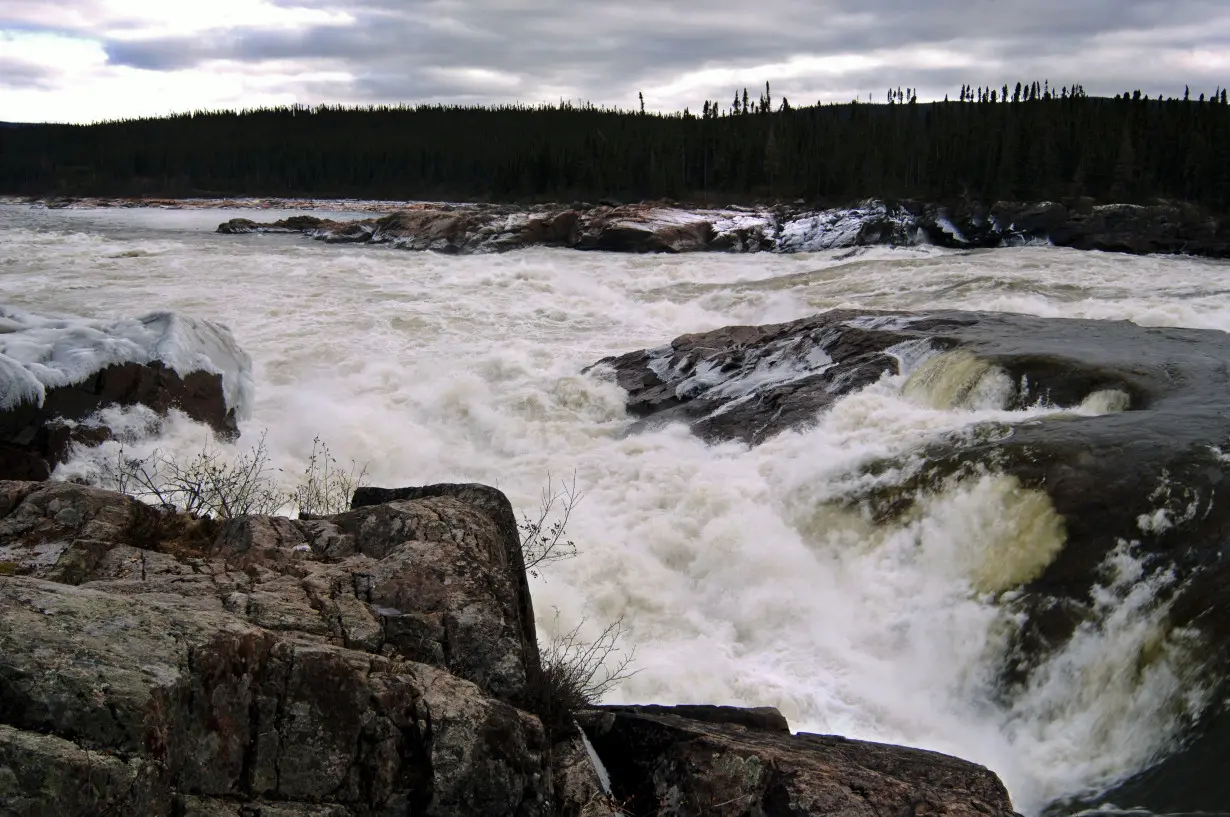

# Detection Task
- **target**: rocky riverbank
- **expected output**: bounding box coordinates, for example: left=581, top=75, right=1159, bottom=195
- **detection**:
left=215, top=198, right=1230, bottom=258
left=0, top=479, right=1021, bottom=816
left=590, top=308, right=1230, bottom=814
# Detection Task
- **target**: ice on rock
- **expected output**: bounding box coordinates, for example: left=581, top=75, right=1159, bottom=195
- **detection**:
left=0, top=306, right=254, bottom=417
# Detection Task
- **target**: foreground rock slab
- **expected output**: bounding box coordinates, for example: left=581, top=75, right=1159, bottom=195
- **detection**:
left=0, top=481, right=551, bottom=815
left=578, top=705, right=1019, bottom=816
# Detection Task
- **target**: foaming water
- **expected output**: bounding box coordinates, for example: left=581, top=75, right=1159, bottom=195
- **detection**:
left=2, top=204, right=1228, bottom=814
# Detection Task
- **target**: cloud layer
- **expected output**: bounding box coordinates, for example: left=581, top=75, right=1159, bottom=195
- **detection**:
left=2, top=0, right=1229, bottom=122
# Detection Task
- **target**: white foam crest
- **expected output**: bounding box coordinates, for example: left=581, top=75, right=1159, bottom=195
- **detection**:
left=0, top=305, right=253, bottom=415
left=998, top=544, right=1209, bottom=811
left=3, top=204, right=1227, bottom=815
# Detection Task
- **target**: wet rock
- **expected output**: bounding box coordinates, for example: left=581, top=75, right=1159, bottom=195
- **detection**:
left=0, top=359, right=237, bottom=481
left=587, top=310, right=933, bottom=444
left=1076, top=703, right=1230, bottom=815
left=593, top=308, right=1230, bottom=810
left=577, top=705, right=1020, bottom=816
left=217, top=215, right=327, bottom=234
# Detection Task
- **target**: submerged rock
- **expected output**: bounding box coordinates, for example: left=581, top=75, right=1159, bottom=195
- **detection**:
left=592, top=308, right=1230, bottom=811
left=217, top=198, right=1230, bottom=258
left=0, top=479, right=1023, bottom=816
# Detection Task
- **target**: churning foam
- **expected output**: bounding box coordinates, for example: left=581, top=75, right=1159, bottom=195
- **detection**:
left=2, top=204, right=1227, bottom=814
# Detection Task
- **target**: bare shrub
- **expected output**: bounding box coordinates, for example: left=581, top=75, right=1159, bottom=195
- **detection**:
left=520, top=473, right=582, bottom=578
left=98, top=431, right=285, bottom=519
left=293, top=435, right=370, bottom=517
left=536, top=613, right=638, bottom=741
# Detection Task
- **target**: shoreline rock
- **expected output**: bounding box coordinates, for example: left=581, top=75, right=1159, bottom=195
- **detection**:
left=0, top=479, right=1023, bottom=816
left=215, top=198, right=1230, bottom=258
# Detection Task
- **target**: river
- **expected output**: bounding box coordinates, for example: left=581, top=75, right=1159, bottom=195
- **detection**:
left=3, top=202, right=1228, bottom=815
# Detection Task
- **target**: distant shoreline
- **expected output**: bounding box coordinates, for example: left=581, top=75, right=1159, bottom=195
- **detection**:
left=0, top=195, right=436, bottom=213
left=7, top=195, right=1228, bottom=259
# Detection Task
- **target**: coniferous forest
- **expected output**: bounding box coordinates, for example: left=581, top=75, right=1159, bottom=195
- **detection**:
left=2, top=81, right=1229, bottom=209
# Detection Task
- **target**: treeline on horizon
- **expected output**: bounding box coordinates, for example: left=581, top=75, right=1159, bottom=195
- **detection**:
left=3, top=80, right=1230, bottom=209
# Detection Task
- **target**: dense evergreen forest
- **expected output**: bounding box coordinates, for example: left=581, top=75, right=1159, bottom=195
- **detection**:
left=3, top=81, right=1229, bottom=209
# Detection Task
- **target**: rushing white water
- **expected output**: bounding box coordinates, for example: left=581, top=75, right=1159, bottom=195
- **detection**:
left=3, top=203, right=1228, bottom=814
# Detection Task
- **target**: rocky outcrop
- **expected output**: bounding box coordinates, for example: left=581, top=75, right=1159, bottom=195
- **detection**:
left=0, top=480, right=552, bottom=815
left=0, top=479, right=1023, bottom=816
left=0, top=360, right=234, bottom=480
left=577, top=705, right=1019, bottom=816
left=217, top=199, right=1230, bottom=258
left=592, top=308, right=1230, bottom=811
left=216, top=215, right=331, bottom=234
left=587, top=311, right=919, bottom=445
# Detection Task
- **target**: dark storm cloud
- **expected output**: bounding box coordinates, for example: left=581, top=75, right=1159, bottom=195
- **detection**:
left=93, top=0, right=1230, bottom=107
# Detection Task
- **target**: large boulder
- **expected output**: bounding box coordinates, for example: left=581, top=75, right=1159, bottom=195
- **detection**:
left=577, top=705, right=1019, bottom=816
left=0, top=480, right=553, bottom=815
left=0, top=360, right=233, bottom=480
left=0, top=309, right=252, bottom=481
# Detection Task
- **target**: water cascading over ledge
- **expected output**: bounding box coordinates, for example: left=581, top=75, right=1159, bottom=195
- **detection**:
left=589, top=307, right=1230, bottom=813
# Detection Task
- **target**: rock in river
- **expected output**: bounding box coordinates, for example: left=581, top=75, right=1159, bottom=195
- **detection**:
left=591, top=307, right=1230, bottom=813
left=218, top=198, right=1230, bottom=258
left=0, top=308, right=252, bottom=481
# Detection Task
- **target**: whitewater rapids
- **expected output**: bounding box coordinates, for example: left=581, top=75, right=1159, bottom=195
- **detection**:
left=2, top=204, right=1228, bottom=815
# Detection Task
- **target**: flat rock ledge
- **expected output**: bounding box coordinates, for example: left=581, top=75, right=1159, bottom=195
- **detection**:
left=217, top=198, right=1230, bottom=258
left=0, top=479, right=1020, bottom=816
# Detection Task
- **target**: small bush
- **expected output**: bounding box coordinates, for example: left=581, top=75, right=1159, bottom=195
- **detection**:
left=520, top=473, right=582, bottom=578
left=98, top=431, right=284, bottom=519
left=536, top=613, right=638, bottom=741
left=95, top=431, right=370, bottom=520
left=293, top=436, right=369, bottom=517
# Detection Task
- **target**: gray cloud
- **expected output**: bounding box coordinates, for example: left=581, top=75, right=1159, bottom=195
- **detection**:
left=0, top=56, right=60, bottom=90
left=35, top=0, right=1230, bottom=111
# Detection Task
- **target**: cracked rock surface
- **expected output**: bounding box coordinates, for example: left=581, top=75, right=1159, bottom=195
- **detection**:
left=0, top=480, right=550, bottom=816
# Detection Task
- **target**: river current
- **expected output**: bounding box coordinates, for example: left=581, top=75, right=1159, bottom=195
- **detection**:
left=3, top=203, right=1229, bottom=815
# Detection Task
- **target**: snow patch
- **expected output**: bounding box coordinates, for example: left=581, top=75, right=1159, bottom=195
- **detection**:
left=0, top=306, right=253, bottom=417
left=935, top=215, right=968, bottom=244
left=776, top=200, right=918, bottom=253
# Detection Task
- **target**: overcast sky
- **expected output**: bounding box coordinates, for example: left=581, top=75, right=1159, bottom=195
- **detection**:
left=2, top=0, right=1229, bottom=123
